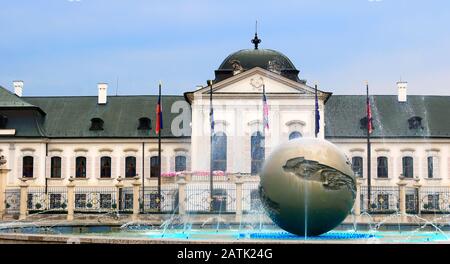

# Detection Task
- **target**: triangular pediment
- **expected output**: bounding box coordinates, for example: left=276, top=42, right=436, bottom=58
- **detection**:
left=190, top=67, right=329, bottom=97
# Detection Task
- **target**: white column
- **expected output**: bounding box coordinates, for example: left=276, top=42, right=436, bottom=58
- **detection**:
left=19, top=179, right=28, bottom=221
left=67, top=177, right=75, bottom=221
left=132, top=176, right=141, bottom=221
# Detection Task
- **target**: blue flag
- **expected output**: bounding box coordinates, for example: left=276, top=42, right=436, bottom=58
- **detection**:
left=315, top=85, right=320, bottom=137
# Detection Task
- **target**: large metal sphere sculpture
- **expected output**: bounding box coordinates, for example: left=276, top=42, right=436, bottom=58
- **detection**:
left=259, top=138, right=356, bottom=236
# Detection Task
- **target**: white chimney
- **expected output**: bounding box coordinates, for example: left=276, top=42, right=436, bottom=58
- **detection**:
left=13, top=80, right=24, bottom=97
left=397, top=81, right=408, bottom=102
left=97, top=83, right=108, bottom=104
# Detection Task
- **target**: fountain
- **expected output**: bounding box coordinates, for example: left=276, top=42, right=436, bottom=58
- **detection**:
left=1, top=142, right=450, bottom=244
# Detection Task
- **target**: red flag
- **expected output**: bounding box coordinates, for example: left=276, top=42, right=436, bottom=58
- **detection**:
left=156, top=87, right=163, bottom=135
left=367, top=96, right=373, bottom=134
left=263, top=85, right=269, bottom=130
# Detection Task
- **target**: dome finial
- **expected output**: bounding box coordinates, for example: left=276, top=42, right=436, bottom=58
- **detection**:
left=251, top=20, right=261, bottom=50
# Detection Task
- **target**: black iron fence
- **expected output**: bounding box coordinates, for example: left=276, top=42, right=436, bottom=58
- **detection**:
left=74, top=187, right=117, bottom=213
left=242, top=182, right=261, bottom=213
left=185, top=183, right=236, bottom=213
left=360, top=186, right=400, bottom=214
left=119, top=187, right=134, bottom=213
left=4, top=183, right=450, bottom=217
left=419, top=187, right=450, bottom=214
left=4, top=188, right=20, bottom=215
left=140, top=184, right=179, bottom=213
left=27, top=187, right=68, bottom=212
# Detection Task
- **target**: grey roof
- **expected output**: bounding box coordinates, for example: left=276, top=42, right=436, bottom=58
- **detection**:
left=19, top=95, right=189, bottom=138
left=325, top=95, right=450, bottom=138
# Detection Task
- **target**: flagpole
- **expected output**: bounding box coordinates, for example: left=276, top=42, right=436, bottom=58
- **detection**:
left=262, top=84, right=266, bottom=139
left=208, top=80, right=214, bottom=212
left=158, top=81, right=162, bottom=212
left=366, top=81, right=372, bottom=212
left=314, top=83, right=319, bottom=138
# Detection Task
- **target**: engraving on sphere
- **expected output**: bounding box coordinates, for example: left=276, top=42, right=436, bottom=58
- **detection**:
left=259, top=138, right=356, bottom=236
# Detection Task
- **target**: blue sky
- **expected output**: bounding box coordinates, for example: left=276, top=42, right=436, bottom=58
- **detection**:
left=1, top=0, right=450, bottom=96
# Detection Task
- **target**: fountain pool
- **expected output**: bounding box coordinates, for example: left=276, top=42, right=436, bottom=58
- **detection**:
left=1, top=223, right=449, bottom=244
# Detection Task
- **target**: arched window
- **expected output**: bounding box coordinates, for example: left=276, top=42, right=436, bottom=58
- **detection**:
left=125, top=156, right=136, bottom=178
left=175, top=156, right=186, bottom=172
left=138, top=117, right=151, bottom=130
left=377, top=157, right=388, bottom=178
left=90, top=118, right=104, bottom=131
left=212, top=132, right=227, bottom=172
left=75, top=157, right=86, bottom=178
left=352, top=156, right=363, bottom=177
left=402, top=156, right=414, bottom=178
left=23, top=156, right=33, bottom=178
left=100, top=156, right=111, bottom=178
left=251, top=131, right=265, bottom=175
left=289, top=131, right=302, bottom=140
left=51, top=157, right=62, bottom=178
left=150, top=156, right=160, bottom=178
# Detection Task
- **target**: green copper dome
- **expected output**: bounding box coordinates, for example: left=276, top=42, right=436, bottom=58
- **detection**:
left=214, top=47, right=301, bottom=83
left=218, top=49, right=297, bottom=72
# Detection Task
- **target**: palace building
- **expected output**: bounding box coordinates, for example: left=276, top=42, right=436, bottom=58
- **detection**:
left=1, top=36, right=449, bottom=214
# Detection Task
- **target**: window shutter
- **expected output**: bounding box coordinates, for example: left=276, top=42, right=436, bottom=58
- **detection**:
left=34, top=156, right=39, bottom=179
left=244, top=135, right=251, bottom=174
left=169, top=155, right=175, bottom=172
left=85, top=157, right=91, bottom=179
left=17, top=156, right=23, bottom=179
left=144, top=155, right=150, bottom=179
left=70, top=157, right=75, bottom=178
left=94, top=156, right=100, bottom=179
left=413, top=156, right=418, bottom=178
left=161, top=155, right=168, bottom=173
left=433, top=157, right=440, bottom=178
left=46, top=156, right=51, bottom=178
left=110, top=156, right=116, bottom=178
left=136, top=156, right=142, bottom=178
left=371, top=156, right=377, bottom=179
left=388, top=156, right=393, bottom=179
left=186, top=154, right=192, bottom=172
left=120, top=156, right=125, bottom=178
left=62, top=157, right=67, bottom=179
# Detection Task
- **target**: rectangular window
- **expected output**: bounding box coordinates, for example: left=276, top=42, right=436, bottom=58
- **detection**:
left=402, top=156, right=414, bottom=178
left=23, top=156, right=34, bottom=178
left=76, top=157, right=87, bottom=178
left=352, top=157, right=363, bottom=177
left=150, top=156, right=160, bottom=178
left=100, top=157, right=111, bottom=178
left=125, top=156, right=136, bottom=178
left=51, top=157, right=62, bottom=178
left=175, top=156, right=186, bottom=172
left=377, top=157, right=388, bottom=178
left=427, top=157, right=433, bottom=179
